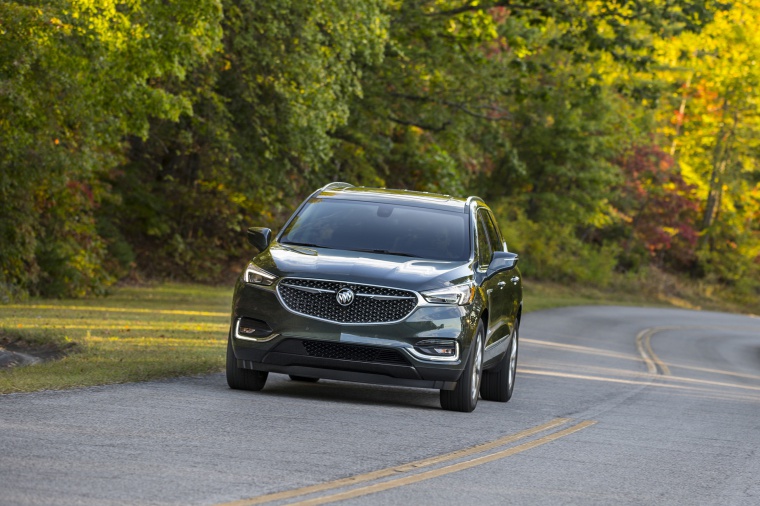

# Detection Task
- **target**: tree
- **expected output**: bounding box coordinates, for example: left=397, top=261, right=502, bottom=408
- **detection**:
left=611, top=143, right=700, bottom=271
left=103, top=0, right=390, bottom=281
left=657, top=0, right=760, bottom=283
left=1, top=0, right=739, bottom=297
left=0, top=0, right=222, bottom=299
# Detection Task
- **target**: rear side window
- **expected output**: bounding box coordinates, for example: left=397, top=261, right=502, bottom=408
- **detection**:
left=483, top=211, right=504, bottom=254
left=476, top=209, right=504, bottom=268
left=476, top=212, right=492, bottom=268
left=280, top=198, right=470, bottom=261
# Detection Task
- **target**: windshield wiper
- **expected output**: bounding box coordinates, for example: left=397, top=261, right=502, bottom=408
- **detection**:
left=352, top=248, right=421, bottom=258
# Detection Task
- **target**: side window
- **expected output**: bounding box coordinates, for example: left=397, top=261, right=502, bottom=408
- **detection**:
left=476, top=211, right=493, bottom=268
left=484, top=212, right=504, bottom=254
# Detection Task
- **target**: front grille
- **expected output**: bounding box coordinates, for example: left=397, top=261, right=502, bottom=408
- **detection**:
left=302, top=340, right=409, bottom=365
left=277, top=278, right=417, bottom=324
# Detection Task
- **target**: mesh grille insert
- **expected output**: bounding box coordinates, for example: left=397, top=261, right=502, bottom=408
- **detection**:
left=301, top=340, right=408, bottom=365
left=277, top=278, right=417, bottom=324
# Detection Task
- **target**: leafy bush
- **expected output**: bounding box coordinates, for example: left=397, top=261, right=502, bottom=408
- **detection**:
left=495, top=207, right=619, bottom=287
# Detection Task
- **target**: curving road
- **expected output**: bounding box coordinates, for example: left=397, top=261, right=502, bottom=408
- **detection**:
left=1, top=306, right=759, bottom=505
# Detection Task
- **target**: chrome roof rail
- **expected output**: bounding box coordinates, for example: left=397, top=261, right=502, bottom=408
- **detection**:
left=319, top=182, right=355, bottom=193
left=464, top=195, right=485, bottom=213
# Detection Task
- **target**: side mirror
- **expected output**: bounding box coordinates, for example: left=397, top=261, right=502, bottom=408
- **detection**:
left=247, top=227, right=272, bottom=252
left=487, top=251, right=518, bottom=277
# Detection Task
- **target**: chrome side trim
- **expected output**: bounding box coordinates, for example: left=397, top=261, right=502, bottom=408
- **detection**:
left=356, top=293, right=416, bottom=301
left=484, top=333, right=509, bottom=353
left=234, top=319, right=279, bottom=342
left=279, top=282, right=415, bottom=301
left=405, top=342, right=460, bottom=363
left=280, top=283, right=336, bottom=294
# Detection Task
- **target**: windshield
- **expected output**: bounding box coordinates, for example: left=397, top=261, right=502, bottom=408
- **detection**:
left=280, top=198, right=470, bottom=261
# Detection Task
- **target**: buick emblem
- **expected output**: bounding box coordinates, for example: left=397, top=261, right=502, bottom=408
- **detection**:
left=336, top=287, right=355, bottom=306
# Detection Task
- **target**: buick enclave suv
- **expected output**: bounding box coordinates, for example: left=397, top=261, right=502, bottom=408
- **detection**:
left=227, top=183, right=522, bottom=412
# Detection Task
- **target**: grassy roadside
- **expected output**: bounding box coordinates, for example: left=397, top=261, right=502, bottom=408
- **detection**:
left=0, top=284, right=232, bottom=394
left=1, top=279, right=755, bottom=394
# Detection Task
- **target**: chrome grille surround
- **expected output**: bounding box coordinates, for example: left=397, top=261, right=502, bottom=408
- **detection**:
left=276, top=277, right=418, bottom=324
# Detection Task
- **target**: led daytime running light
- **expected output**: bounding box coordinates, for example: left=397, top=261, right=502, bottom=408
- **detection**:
left=245, top=264, right=278, bottom=286
left=421, top=282, right=475, bottom=306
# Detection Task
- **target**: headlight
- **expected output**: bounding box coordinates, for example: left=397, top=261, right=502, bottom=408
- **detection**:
left=244, top=263, right=278, bottom=286
left=421, top=282, right=475, bottom=306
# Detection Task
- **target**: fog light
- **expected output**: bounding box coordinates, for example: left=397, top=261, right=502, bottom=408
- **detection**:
left=412, top=339, right=459, bottom=361
left=235, top=317, right=273, bottom=340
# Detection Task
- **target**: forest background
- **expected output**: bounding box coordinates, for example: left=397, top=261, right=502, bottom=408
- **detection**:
left=1, top=0, right=758, bottom=308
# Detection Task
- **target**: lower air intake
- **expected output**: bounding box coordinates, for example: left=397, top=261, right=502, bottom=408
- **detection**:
left=301, top=340, right=408, bottom=365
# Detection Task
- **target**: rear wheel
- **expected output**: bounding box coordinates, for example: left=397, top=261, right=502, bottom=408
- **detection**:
left=440, top=321, right=484, bottom=412
left=480, top=322, right=519, bottom=402
left=226, top=335, right=268, bottom=391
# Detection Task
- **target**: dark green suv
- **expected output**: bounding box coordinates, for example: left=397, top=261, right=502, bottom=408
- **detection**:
left=227, top=183, right=522, bottom=412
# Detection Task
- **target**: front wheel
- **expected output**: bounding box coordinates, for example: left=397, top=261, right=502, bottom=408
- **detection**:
left=480, top=322, right=519, bottom=402
left=226, top=335, right=268, bottom=391
left=440, top=321, right=484, bottom=412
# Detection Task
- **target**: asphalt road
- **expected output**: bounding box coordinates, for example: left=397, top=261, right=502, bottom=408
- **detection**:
left=2, top=306, right=759, bottom=505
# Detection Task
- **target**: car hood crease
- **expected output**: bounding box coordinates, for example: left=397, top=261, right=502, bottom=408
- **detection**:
left=259, top=244, right=473, bottom=291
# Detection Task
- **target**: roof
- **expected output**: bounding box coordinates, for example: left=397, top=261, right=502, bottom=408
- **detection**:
left=317, top=184, right=476, bottom=213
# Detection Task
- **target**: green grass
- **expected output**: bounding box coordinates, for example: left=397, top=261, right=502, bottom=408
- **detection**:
left=1, top=278, right=755, bottom=394
left=0, top=284, right=233, bottom=394
left=525, top=269, right=760, bottom=316
left=522, top=279, right=671, bottom=312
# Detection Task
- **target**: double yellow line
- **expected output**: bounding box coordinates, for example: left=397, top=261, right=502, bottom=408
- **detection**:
left=636, top=327, right=672, bottom=375
left=636, top=323, right=760, bottom=377
left=219, top=418, right=596, bottom=506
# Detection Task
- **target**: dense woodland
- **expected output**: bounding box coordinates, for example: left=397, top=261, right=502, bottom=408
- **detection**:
left=1, top=0, right=759, bottom=302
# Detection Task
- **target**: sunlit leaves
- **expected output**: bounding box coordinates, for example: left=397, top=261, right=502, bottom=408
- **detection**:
left=0, top=0, right=223, bottom=299
left=655, top=0, right=760, bottom=280
left=2, top=0, right=757, bottom=300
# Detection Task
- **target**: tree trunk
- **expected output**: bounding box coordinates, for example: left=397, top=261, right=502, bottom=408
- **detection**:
left=670, top=73, right=693, bottom=157
left=700, top=105, right=738, bottom=247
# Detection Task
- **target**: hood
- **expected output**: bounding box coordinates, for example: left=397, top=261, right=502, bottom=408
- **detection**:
left=255, top=243, right=473, bottom=292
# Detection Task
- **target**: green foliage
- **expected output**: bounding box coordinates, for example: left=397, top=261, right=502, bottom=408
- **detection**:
left=481, top=61, right=629, bottom=226
left=1, top=0, right=757, bottom=300
left=220, top=0, right=388, bottom=181
left=0, top=0, right=223, bottom=298
left=98, top=0, right=390, bottom=282
left=654, top=1, right=760, bottom=283
left=495, top=207, right=620, bottom=287
left=334, top=1, right=515, bottom=192
left=33, top=177, right=114, bottom=298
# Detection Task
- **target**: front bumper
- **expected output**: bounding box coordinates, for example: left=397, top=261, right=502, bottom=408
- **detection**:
left=230, top=281, right=479, bottom=390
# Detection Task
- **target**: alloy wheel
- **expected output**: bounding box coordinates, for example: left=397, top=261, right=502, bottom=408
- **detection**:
left=470, top=330, right=483, bottom=404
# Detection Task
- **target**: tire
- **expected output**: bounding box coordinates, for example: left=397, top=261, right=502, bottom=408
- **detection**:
left=226, top=335, right=268, bottom=391
left=480, top=322, right=519, bottom=402
left=289, top=375, right=319, bottom=383
left=440, top=320, right=484, bottom=412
